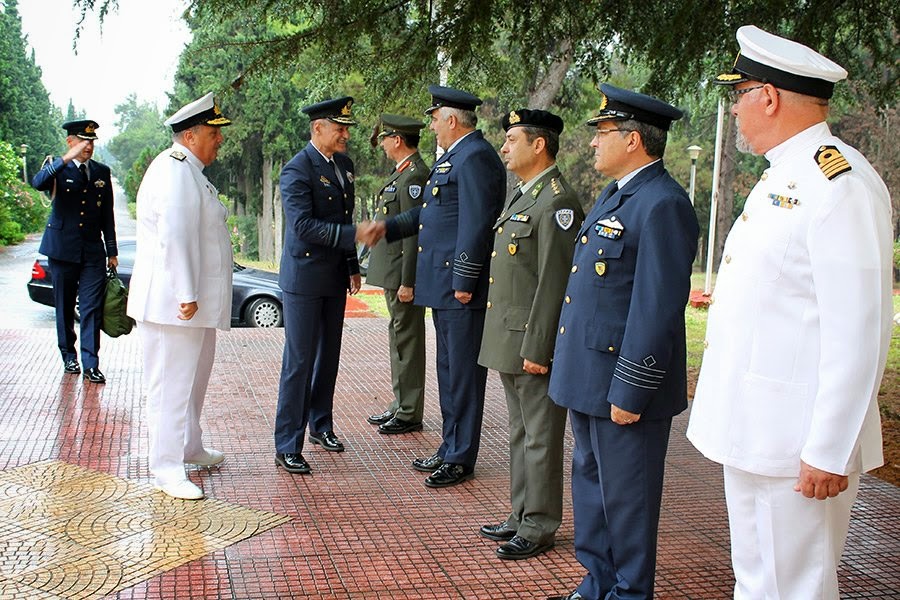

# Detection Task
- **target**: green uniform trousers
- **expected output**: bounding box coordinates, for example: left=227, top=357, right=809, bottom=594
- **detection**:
left=384, top=288, right=426, bottom=421
left=499, top=370, right=568, bottom=544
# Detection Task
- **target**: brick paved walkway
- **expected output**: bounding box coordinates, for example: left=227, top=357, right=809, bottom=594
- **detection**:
left=0, top=322, right=897, bottom=599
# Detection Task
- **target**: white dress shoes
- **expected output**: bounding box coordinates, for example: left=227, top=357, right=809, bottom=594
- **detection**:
left=156, top=479, right=204, bottom=500
left=184, top=448, right=225, bottom=466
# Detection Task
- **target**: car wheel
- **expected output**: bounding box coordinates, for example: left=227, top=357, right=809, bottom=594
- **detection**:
left=246, top=297, right=283, bottom=327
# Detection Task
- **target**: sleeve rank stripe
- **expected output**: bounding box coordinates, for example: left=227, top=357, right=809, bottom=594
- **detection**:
left=613, top=370, right=662, bottom=390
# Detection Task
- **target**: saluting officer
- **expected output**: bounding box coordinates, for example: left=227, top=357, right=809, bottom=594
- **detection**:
left=477, top=109, right=584, bottom=561
left=365, top=114, right=429, bottom=435
left=32, top=119, right=118, bottom=383
left=547, top=85, right=699, bottom=600
left=382, top=85, right=506, bottom=488
left=274, top=96, right=370, bottom=475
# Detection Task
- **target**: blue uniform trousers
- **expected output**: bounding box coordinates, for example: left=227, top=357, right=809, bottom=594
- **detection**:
left=274, top=291, right=346, bottom=453
left=48, top=257, right=106, bottom=369
left=432, top=307, right=487, bottom=467
left=569, top=410, right=672, bottom=600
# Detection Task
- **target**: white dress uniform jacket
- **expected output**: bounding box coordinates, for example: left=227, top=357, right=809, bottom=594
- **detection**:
left=127, top=142, right=233, bottom=330
left=688, top=122, right=892, bottom=478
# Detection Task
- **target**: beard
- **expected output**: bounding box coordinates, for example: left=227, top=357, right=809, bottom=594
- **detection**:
left=734, top=119, right=758, bottom=155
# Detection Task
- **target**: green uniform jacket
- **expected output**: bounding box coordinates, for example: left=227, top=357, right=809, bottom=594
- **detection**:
left=478, top=167, right=584, bottom=373
left=366, top=152, right=429, bottom=288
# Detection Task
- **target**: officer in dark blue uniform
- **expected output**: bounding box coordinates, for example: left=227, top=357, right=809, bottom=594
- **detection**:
left=32, top=119, right=118, bottom=383
left=384, top=85, right=506, bottom=488
left=274, top=96, right=364, bottom=475
left=546, top=85, right=699, bottom=600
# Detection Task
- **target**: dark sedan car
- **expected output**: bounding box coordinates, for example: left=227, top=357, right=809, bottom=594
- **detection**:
left=27, top=239, right=284, bottom=327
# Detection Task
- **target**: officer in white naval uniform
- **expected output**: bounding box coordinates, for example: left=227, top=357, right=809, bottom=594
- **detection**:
left=687, top=26, right=892, bottom=599
left=127, top=92, right=234, bottom=500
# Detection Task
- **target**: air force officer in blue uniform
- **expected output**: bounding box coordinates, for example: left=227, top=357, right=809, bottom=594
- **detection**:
left=547, top=85, right=699, bottom=600
left=383, top=86, right=506, bottom=488
left=274, top=97, right=367, bottom=475
left=32, top=120, right=118, bottom=383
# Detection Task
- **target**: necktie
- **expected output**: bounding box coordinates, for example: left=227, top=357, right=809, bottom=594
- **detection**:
left=79, top=163, right=88, bottom=182
left=329, top=160, right=344, bottom=188
left=506, top=188, right=523, bottom=211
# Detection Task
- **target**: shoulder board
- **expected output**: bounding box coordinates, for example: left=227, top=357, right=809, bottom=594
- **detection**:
left=551, top=177, right=562, bottom=196
left=814, top=145, right=851, bottom=180
left=170, top=150, right=187, bottom=161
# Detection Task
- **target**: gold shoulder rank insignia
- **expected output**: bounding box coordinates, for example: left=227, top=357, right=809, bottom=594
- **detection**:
left=170, top=150, right=186, bottom=161
left=551, top=178, right=561, bottom=195
left=815, top=145, right=852, bottom=180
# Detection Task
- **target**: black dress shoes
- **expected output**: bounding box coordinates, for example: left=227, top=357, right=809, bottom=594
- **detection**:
left=274, top=453, right=311, bottom=474
left=308, top=431, right=345, bottom=452
left=412, top=452, right=443, bottom=473
left=366, top=410, right=393, bottom=425
left=63, top=359, right=80, bottom=374
left=83, top=368, right=106, bottom=383
left=479, top=522, right=517, bottom=541
left=424, top=463, right=473, bottom=488
left=378, top=417, right=423, bottom=435
left=496, top=535, right=554, bottom=560
left=547, top=592, right=583, bottom=600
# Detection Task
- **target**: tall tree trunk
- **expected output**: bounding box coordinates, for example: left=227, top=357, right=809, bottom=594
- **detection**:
left=713, top=114, right=738, bottom=271
left=258, top=153, right=275, bottom=262
left=273, top=160, right=283, bottom=268
left=526, top=39, right=574, bottom=110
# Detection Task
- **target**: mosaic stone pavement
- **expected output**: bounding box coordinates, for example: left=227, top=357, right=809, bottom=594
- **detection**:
left=0, top=460, right=290, bottom=599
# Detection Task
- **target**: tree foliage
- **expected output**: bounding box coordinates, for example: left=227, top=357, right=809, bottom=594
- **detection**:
left=106, top=94, right=170, bottom=186
left=0, top=140, right=48, bottom=245
left=0, top=0, right=64, bottom=177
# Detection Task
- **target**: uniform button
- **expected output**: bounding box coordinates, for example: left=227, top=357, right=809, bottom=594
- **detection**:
left=597, top=248, right=604, bottom=256
left=80, top=212, right=84, bottom=216
left=724, top=255, right=731, bottom=264
left=419, top=224, right=423, bottom=230
left=305, top=252, right=310, bottom=257
left=559, top=326, right=565, bottom=334
left=426, top=179, right=431, bottom=185
left=418, top=246, right=423, bottom=252
left=444, top=261, right=449, bottom=266
left=79, top=223, right=83, bottom=228
left=581, top=235, right=588, bottom=244
left=571, top=265, right=578, bottom=273
left=510, top=233, right=516, bottom=239
left=608, top=346, right=615, bottom=352
left=379, top=195, right=383, bottom=200
left=345, top=210, right=349, bottom=215
left=81, top=200, right=86, bottom=205
left=489, top=277, right=494, bottom=284
left=565, top=295, right=571, bottom=303
left=524, top=323, right=528, bottom=329
left=741, top=213, right=748, bottom=221
left=704, top=340, right=709, bottom=349
left=423, top=202, right=428, bottom=208
left=487, top=301, right=492, bottom=309
left=491, top=251, right=497, bottom=257
left=498, top=226, right=503, bottom=234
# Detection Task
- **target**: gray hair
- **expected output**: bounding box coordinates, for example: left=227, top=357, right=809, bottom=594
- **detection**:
left=618, top=119, right=668, bottom=158
left=442, top=107, right=477, bottom=129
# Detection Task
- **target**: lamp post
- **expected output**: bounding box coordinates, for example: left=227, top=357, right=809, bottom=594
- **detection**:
left=19, top=144, right=28, bottom=183
left=687, top=145, right=702, bottom=206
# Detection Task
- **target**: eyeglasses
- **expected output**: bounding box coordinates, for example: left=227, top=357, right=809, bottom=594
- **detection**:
left=725, top=85, right=765, bottom=102
left=594, top=128, right=633, bottom=136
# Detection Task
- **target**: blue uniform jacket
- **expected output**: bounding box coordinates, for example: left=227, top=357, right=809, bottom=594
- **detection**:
left=549, top=161, right=699, bottom=419
left=32, top=157, right=117, bottom=262
left=278, top=142, right=360, bottom=297
left=385, top=130, right=505, bottom=309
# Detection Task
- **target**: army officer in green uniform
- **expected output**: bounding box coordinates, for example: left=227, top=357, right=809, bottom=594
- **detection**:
left=365, top=114, right=429, bottom=434
left=477, top=109, right=584, bottom=560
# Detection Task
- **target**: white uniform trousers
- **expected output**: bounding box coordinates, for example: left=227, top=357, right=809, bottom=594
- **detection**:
left=723, top=465, right=860, bottom=600
left=139, top=321, right=216, bottom=486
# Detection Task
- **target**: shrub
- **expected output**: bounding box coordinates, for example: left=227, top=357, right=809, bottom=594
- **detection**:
left=0, top=140, right=49, bottom=245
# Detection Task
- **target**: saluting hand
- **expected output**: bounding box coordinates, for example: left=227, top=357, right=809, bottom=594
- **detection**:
left=62, top=139, right=91, bottom=163
left=178, top=302, right=198, bottom=320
